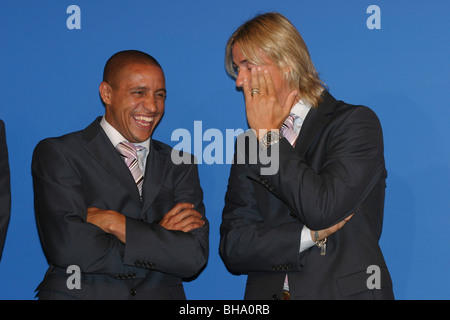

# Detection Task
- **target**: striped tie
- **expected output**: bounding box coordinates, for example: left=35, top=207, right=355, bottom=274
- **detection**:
left=281, top=114, right=301, bottom=146
left=116, top=141, right=144, bottom=196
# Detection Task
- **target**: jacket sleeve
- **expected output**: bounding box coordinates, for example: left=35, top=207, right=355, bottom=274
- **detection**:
left=250, top=106, right=386, bottom=230
left=32, top=139, right=144, bottom=277
left=219, top=149, right=305, bottom=274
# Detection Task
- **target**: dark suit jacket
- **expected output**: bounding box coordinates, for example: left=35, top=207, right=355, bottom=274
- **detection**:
left=32, top=117, right=209, bottom=299
left=0, top=120, right=11, bottom=262
left=220, top=91, right=394, bottom=299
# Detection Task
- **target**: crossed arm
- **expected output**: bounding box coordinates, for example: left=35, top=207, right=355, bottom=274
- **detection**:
left=32, top=139, right=208, bottom=278
left=87, top=202, right=205, bottom=243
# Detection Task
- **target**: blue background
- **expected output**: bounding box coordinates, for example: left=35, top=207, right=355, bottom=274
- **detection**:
left=0, top=0, right=448, bottom=300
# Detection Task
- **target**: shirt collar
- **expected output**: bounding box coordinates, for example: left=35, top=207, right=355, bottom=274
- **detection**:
left=100, top=116, right=151, bottom=151
left=290, top=99, right=311, bottom=121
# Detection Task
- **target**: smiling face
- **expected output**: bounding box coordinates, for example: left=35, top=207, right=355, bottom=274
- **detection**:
left=100, top=62, right=166, bottom=143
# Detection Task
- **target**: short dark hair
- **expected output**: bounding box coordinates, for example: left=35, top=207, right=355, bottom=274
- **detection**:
left=103, top=50, right=162, bottom=85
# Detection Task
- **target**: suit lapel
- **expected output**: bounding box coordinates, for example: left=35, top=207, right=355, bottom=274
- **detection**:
left=295, top=91, right=337, bottom=156
left=82, top=118, right=142, bottom=205
left=141, top=140, right=168, bottom=216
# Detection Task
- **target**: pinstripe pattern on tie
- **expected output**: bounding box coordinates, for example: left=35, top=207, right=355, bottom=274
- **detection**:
left=281, top=114, right=300, bottom=146
left=116, top=141, right=144, bottom=196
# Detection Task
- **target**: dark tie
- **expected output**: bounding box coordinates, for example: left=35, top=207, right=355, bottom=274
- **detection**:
left=115, top=141, right=144, bottom=196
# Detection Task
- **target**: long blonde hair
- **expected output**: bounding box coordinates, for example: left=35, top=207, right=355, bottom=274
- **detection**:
left=225, top=12, right=326, bottom=107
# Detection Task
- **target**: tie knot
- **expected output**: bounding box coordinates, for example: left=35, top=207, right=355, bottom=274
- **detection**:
left=115, top=141, right=145, bottom=197
left=116, top=141, right=138, bottom=159
left=281, top=114, right=301, bottom=147
left=282, top=114, right=299, bottom=131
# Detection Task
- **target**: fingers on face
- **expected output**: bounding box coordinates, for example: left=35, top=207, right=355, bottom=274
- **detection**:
left=262, top=69, right=276, bottom=96
left=251, top=67, right=261, bottom=94
left=258, top=68, right=271, bottom=95
left=243, top=67, right=266, bottom=98
left=243, top=67, right=278, bottom=102
left=242, top=77, right=252, bottom=101
left=254, top=67, right=277, bottom=97
left=243, top=68, right=260, bottom=101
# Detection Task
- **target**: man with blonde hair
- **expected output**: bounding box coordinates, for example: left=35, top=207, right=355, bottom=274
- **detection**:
left=220, top=13, right=394, bottom=299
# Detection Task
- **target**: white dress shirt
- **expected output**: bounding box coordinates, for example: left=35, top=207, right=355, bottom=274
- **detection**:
left=100, top=116, right=150, bottom=175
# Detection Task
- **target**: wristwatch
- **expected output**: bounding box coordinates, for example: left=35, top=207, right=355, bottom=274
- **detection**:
left=259, top=130, right=281, bottom=150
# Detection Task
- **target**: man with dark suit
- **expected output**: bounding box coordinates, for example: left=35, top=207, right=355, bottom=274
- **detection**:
left=32, top=50, right=208, bottom=299
left=0, top=119, right=11, bottom=262
left=219, top=13, right=394, bottom=299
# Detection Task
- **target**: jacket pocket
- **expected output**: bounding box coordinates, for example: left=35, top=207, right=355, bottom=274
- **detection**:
left=36, top=271, right=91, bottom=299
left=336, top=267, right=392, bottom=297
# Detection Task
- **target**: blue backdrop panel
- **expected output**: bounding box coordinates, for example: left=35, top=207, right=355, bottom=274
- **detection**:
left=0, top=0, right=448, bottom=299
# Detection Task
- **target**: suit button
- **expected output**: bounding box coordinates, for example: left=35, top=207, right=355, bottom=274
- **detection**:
left=130, top=288, right=137, bottom=296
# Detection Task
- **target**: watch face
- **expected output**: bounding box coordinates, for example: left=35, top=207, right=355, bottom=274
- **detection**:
left=259, top=130, right=281, bottom=150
